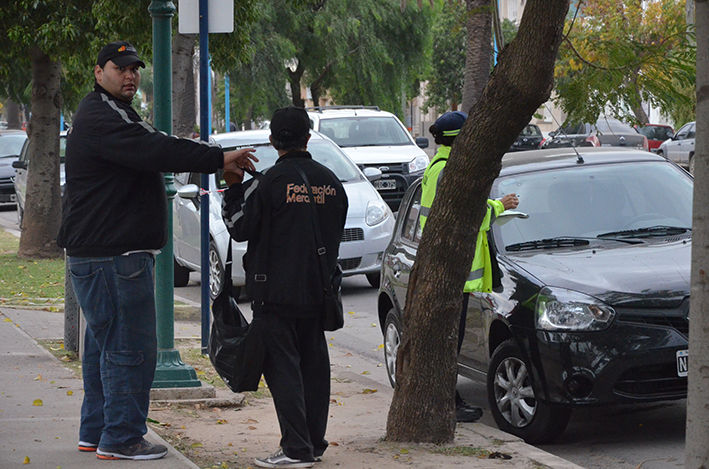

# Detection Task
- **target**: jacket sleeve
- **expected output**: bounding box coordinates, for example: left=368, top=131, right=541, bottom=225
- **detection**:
left=89, top=98, right=224, bottom=174
left=221, top=176, right=266, bottom=243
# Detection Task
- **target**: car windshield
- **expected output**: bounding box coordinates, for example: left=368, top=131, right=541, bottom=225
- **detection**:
left=318, top=117, right=413, bottom=148
left=636, top=125, right=673, bottom=141
left=493, top=161, right=693, bottom=250
left=216, top=138, right=363, bottom=189
left=0, top=134, right=27, bottom=158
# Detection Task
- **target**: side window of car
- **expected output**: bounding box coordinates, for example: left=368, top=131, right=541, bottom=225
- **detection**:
left=687, top=124, right=696, bottom=139
left=401, top=185, right=422, bottom=245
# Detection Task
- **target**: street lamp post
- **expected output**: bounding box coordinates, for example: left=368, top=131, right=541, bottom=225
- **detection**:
left=149, top=0, right=201, bottom=388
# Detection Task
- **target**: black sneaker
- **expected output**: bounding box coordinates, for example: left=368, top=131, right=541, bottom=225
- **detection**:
left=456, top=403, right=483, bottom=422
left=96, top=438, right=168, bottom=460
left=254, top=448, right=314, bottom=468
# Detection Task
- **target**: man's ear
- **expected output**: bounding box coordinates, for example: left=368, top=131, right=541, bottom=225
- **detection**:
left=94, top=65, right=103, bottom=84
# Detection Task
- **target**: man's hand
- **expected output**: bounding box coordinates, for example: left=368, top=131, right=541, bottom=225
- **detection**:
left=500, top=193, right=519, bottom=210
left=223, top=170, right=243, bottom=187
left=223, top=148, right=258, bottom=173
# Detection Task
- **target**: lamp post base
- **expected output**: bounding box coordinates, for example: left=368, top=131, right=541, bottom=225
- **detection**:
left=152, top=349, right=202, bottom=388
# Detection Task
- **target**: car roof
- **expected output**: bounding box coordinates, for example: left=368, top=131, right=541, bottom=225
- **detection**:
left=0, top=129, right=27, bottom=137
left=306, top=106, right=394, bottom=119
left=209, top=128, right=327, bottom=148
left=500, top=147, right=666, bottom=176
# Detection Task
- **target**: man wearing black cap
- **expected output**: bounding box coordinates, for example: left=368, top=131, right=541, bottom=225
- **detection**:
left=421, top=111, right=518, bottom=423
left=222, top=106, right=348, bottom=468
left=58, top=41, right=257, bottom=461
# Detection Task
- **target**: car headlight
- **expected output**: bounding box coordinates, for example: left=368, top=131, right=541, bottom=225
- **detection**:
left=365, top=199, right=390, bottom=226
left=408, top=155, right=429, bottom=173
left=535, top=287, right=615, bottom=331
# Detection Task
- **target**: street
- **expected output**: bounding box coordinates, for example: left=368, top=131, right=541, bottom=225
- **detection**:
left=0, top=204, right=687, bottom=468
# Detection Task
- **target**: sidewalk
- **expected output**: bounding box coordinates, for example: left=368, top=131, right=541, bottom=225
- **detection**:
left=0, top=306, right=585, bottom=469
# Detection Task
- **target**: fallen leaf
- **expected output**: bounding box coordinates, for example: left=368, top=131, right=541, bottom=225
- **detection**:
left=3, top=318, right=11, bottom=322
left=371, top=323, right=377, bottom=327
left=362, top=389, right=377, bottom=394
left=361, top=371, right=371, bottom=375
left=34, top=375, right=42, bottom=381
left=345, top=353, right=353, bottom=357
left=23, top=456, right=30, bottom=464
left=241, top=418, right=258, bottom=424
left=247, top=426, right=257, bottom=430
left=400, top=449, right=409, bottom=454
left=377, top=344, right=384, bottom=350
left=216, top=419, right=228, bottom=424
left=329, top=442, right=339, bottom=446
left=348, top=311, right=355, bottom=315
left=33, top=399, right=43, bottom=406
left=67, top=391, right=73, bottom=396
left=190, top=442, right=203, bottom=448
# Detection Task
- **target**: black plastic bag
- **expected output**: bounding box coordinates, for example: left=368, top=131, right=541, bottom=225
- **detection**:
left=209, top=287, right=264, bottom=393
left=322, top=264, right=344, bottom=331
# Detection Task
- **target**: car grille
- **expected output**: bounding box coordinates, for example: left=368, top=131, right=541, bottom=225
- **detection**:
left=614, top=298, right=689, bottom=338
left=614, top=363, right=687, bottom=399
left=339, top=257, right=361, bottom=271
left=341, top=228, right=364, bottom=243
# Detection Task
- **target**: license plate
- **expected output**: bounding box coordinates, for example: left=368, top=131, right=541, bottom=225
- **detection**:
left=373, top=179, right=396, bottom=190
left=677, top=350, right=688, bottom=377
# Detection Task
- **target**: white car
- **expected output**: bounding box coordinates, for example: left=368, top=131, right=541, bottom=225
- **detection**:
left=307, top=106, right=429, bottom=212
left=172, top=129, right=396, bottom=298
left=658, top=121, right=695, bottom=172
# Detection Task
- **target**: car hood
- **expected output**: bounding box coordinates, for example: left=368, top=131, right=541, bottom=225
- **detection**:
left=0, top=157, right=16, bottom=177
left=339, top=145, right=426, bottom=165
left=508, top=240, right=690, bottom=304
left=342, top=179, right=381, bottom=218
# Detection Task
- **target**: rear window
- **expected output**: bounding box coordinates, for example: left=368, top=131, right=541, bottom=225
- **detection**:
left=636, top=125, right=673, bottom=141
left=595, top=119, right=634, bottom=134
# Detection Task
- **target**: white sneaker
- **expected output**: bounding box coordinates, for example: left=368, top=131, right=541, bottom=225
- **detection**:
left=254, top=448, right=314, bottom=468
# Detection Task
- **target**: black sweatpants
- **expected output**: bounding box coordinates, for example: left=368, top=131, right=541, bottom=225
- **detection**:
left=261, top=313, right=330, bottom=461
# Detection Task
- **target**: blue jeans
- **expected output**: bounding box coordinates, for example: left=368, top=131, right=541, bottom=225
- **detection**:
left=68, top=253, right=157, bottom=449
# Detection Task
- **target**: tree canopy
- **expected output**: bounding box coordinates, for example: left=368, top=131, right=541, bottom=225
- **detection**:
left=554, top=0, right=696, bottom=127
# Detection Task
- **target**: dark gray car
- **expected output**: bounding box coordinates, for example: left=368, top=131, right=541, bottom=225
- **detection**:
left=542, top=117, right=648, bottom=151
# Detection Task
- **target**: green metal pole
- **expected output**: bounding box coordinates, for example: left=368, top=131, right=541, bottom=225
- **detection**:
left=149, top=0, right=201, bottom=388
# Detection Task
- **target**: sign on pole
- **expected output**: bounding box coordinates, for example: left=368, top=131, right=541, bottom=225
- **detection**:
left=178, top=0, right=234, bottom=34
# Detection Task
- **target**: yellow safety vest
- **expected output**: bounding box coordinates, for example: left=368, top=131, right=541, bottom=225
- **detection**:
left=419, top=146, right=504, bottom=293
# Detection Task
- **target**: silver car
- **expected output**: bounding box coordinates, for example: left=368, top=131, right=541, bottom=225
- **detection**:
left=173, top=129, right=395, bottom=298
left=658, top=121, right=695, bottom=172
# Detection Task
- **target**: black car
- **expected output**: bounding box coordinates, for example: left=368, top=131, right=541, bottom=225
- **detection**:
left=509, top=124, right=543, bottom=151
left=542, top=118, right=648, bottom=151
left=378, top=147, right=691, bottom=444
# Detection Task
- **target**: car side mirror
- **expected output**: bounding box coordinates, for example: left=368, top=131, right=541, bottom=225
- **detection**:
left=363, top=167, right=382, bottom=182
left=12, top=160, right=27, bottom=170
left=495, top=211, right=529, bottom=226
left=549, top=131, right=557, bottom=137
left=416, top=137, right=429, bottom=149
left=177, top=184, right=200, bottom=200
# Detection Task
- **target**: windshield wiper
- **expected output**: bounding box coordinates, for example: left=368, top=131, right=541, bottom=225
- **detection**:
left=506, top=237, right=590, bottom=252
left=597, top=226, right=691, bottom=239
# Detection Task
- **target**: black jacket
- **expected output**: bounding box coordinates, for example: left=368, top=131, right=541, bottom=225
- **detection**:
left=222, top=151, right=348, bottom=316
left=57, top=84, right=224, bottom=257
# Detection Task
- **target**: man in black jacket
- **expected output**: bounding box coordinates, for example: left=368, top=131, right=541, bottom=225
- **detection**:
left=57, top=41, right=256, bottom=461
left=222, top=106, right=348, bottom=468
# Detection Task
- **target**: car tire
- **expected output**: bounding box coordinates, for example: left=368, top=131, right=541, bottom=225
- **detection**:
left=16, top=202, right=23, bottom=229
left=689, top=154, right=695, bottom=175
left=174, top=258, right=191, bottom=288
left=208, top=240, right=225, bottom=301
left=383, top=309, right=402, bottom=389
left=487, top=338, right=571, bottom=444
left=366, top=272, right=381, bottom=288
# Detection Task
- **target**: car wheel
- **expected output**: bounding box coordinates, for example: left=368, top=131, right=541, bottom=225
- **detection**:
left=487, top=338, right=570, bottom=444
left=366, top=272, right=381, bottom=288
left=174, top=258, right=191, bottom=288
left=689, top=154, right=695, bottom=175
left=208, top=240, right=225, bottom=300
left=383, top=309, right=402, bottom=388
left=16, top=202, right=23, bottom=229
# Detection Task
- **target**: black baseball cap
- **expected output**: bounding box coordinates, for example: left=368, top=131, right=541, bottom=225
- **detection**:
left=97, top=41, right=146, bottom=69
left=270, top=106, right=311, bottom=142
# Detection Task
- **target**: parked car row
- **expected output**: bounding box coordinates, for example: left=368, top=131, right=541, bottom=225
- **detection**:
left=541, top=117, right=648, bottom=150
left=378, top=147, right=691, bottom=444
left=0, top=130, right=27, bottom=207
left=658, top=121, right=695, bottom=172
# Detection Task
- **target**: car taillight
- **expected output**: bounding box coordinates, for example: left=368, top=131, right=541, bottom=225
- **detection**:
left=585, top=135, right=600, bottom=147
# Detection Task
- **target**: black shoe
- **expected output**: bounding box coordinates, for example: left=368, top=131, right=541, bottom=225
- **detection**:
left=96, top=438, right=168, bottom=460
left=456, top=403, right=483, bottom=422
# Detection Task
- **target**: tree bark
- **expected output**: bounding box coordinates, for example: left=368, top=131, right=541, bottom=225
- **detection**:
left=686, top=0, right=708, bottom=466
left=18, top=48, right=63, bottom=259
left=385, top=0, right=569, bottom=443
left=172, top=33, right=197, bottom=138
left=461, top=0, right=493, bottom=113
left=288, top=61, right=305, bottom=108
left=5, top=99, right=22, bottom=129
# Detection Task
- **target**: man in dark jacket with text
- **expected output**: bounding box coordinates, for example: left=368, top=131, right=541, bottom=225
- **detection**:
left=57, top=41, right=256, bottom=461
left=222, top=106, right=348, bottom=468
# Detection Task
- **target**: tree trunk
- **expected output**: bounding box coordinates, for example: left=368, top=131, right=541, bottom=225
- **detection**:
left=385, top=0, right=569, bottom=443
left=244, top=106, right=253, bottom=130
left=686, top=0, right=708, bottom=466
left=288, top=61, right=305, bottom=108
left=461, top=0, right=493, bottom=113
left=18, top=48, right=63, bottom=259
left=5, top=99, right=22, bottom=129
left=172, top=33, right=197, bottom=138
